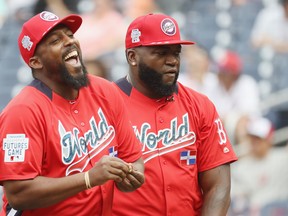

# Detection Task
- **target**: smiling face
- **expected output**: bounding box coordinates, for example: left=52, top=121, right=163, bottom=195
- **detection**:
left=129, top=44, right=181, bottom=98
left=32, top=24, right=89, bottom=91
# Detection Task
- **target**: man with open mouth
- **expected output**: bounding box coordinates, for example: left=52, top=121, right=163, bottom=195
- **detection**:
left=0, top=11, right=144, bottom=216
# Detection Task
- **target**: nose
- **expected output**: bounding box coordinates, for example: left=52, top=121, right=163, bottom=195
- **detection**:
left=63, top=34, right=77, bottom=46
left=165, top=54, right=179, bottom=66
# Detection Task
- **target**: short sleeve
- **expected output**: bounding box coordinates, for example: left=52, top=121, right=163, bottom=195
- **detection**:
left=101, top=83, right=142, bottom=163
left=0, top=104, right=45, bottom=184
left=196, top=97, right=238, bottom=172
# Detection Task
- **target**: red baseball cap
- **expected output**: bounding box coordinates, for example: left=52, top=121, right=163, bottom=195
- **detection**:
left=125, top=13, right=195, bottom=49
left=247, top=116, right=274, bottom=140
left=218, top=51, right=242, bottom=75
left=18, top=11, right=82, bottom=65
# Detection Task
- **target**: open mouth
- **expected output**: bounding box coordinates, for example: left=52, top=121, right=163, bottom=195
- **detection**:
left=64, top=50, right=80, bottom=66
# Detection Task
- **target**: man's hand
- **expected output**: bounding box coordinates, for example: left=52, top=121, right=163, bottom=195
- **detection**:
left=116, top=158, right=145, bottom=192
left=89, top=155, right=131, bottom=186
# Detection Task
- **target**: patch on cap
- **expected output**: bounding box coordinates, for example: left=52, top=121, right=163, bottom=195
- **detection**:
left=161, top=18, right=176, bottom=36
left=21, top=35, right=33, bottom=51
left=40, top=11, right=59, bottom=21
left=131, top=29, right=141, bottom=44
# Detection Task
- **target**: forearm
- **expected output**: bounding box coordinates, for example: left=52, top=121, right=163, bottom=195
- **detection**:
left=199, top=164, right=232, bottom=216
left=4, top=173, right=86, bottom=210
left=201, top=182, right=231, bottom=216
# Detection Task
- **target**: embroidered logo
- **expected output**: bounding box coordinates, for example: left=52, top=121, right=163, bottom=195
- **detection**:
left=215, top=118, right=227, bottom=145
left=59, top=108, right=116, bottom=176
left=161, top=18, right=176, bottom=36
left=223, top=147, right=230, bottom=153
left=109, top=146, right=118, bottom=157
left=133, top=113, right=196, bottom=163
left=3, top=134, right=29, bottom=162
left=180, top=150, right=196, bottom=165
left=40, top=11, right=59, bottom=21
left=21, top=36, right=33, bottom=51
left=131, top=29, right=141, bottom=43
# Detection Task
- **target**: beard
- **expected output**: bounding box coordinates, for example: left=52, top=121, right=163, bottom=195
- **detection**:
left=138, top=61, right=178, bottom=98
left=59, top=58, right=89, bottom=90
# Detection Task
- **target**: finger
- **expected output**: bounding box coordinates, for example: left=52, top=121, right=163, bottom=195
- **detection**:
left=110, top=160, right=130, bottom=174
left=108, top=156, right=130, bottom=166
left=128, top=163, right=133, bottom=173
left=108, top=166, right=129, bottom=181
left=126, top=171, right=145, bottom=186
left=118, top=178, right=134, bottom=190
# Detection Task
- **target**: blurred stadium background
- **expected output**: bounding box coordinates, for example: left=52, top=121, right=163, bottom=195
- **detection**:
left=0, top=0, right=288, bottom=214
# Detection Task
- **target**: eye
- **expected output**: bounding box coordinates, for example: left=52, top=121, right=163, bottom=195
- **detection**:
left=50, top=38, right=60, bottom=44
left=156, top=51, right=166, bottom=56
left=67, top=33, right=74, bottom=38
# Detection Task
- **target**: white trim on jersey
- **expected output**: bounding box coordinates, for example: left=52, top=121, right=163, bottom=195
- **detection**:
left=7, top=208, right=17, bottom=216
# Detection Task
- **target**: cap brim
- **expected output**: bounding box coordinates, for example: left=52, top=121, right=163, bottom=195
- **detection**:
left=57, top=14, right=82, bottom=34
left=144, top=40, right=195, bottom=46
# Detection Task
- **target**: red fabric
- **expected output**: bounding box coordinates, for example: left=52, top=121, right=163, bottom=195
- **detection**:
left=113, top=81, right=238, bottom=216
left=0, top=75, right=142, bottom=216
left=218, top=51, right=242, bottom=75
left=125, top=13, right=195, bottom=49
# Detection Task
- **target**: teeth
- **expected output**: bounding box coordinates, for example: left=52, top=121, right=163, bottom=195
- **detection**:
left=64, top=50, right=78, bottom=60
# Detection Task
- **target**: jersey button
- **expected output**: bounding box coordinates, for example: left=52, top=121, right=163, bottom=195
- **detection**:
left=81, top=122, right=85, bottom=127
left=167, top=186, right=171, bottom=191
left=159, top=118, right=164, bottom=123
left=74, top=110, right=79, bottom=114
left=163, top=160, right=167, bottom=165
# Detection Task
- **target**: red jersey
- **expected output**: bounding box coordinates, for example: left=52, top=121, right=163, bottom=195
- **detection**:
left=0, top=75, right=142, bottom=216
left=113, top=78, right=238, bottom=216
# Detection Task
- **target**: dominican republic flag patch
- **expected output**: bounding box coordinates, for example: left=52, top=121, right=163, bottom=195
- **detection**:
left=109, top=146, right=118, bottom=157
left=180, top=150, right=196, bottom=166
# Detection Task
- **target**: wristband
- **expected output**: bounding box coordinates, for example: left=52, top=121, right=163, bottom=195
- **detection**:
left=84, top=171, right=92, bottom=189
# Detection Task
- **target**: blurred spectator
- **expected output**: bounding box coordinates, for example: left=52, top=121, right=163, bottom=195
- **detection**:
left=208, top=50, right=261, bottom=146
left=122, top=0, right=160, bottom=21
left=0, top=0, right=8, bottom=28
left=0, top=0, right=36, bottom=112
left=251, top=0, right=288, bottom=53
left=75, top=0, right=127, bottom=61
left=33, top=0, right=79, bottom=17
left=178, top=44, right=217, bottom=97
left=84, top=58, right=109, bottom=79
left=229, top=116, right=288, bottom=215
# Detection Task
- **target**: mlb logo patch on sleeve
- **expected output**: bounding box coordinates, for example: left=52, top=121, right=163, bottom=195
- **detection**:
left=180, top=150, right=196, bottom=166
left=3, top=134, right=29, bottom=162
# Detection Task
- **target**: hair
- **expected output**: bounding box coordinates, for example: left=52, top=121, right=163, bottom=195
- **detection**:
left=33, top=0, right=80, bottom=15
left=280, top=0, right=288, bottom=6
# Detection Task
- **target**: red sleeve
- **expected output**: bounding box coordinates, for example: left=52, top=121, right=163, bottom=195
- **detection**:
left=103, top=82, right=142, bottom=163
left=196, top=96, right=238, bottom=172
left=0, top=104, right=45, bottom=184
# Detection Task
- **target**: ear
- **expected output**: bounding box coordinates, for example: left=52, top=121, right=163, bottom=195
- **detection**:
left=28, top=56, right=43, bottom=70
left=126, top=48, right=137, bottom=66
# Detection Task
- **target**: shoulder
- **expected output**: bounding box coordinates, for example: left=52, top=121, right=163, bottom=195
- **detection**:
left=177, top=82, right=218, bottom=117
left=3, top=84, right=50, bottom=112
left=88, top=74, right=112, bottom=87
left=87, top=74, right=120, bottom=95
left=86, top=75, right=126, bottom=109
left=177, top=82, right=213, bottom=104
left=0, top=85, right=51, bottom=124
